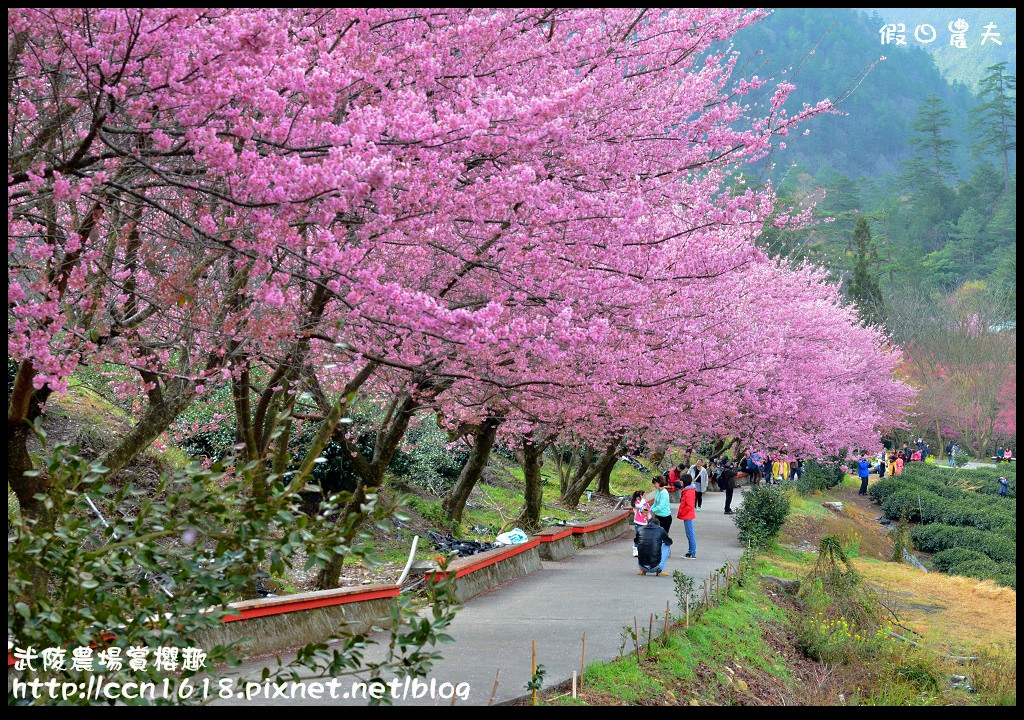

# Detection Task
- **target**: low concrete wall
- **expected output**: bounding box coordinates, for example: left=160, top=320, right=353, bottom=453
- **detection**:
left=572, top=511, right=632, bottom=549
left=536, top=527, right=575, bottom=561
left=8, top=512, right=636, bottom=670
left=427, top=541, right=543, bottom=603
left=192, top=585, right=399, bottom=658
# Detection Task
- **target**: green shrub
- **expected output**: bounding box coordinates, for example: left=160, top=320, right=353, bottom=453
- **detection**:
left=931, top=547, right=992, bottom=572
left=993, top=566, right=1016, bottom=590
left=733, top=485, right=790, bottom=548
left=797, top=459, right=845, bottom=493
left=948, top=558, right=1002, bottom=580
left=880, top=490, right=925, bottom=522
left=909, top=523, right=1016, bottom=564
left=8, top=444, right=458, bottom=705
left=868, top=475, right=902, bottom=504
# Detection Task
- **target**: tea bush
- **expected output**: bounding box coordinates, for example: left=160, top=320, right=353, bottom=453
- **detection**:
left=867, top=464, right=1016, bottom=588
left=909, top=523, right=1015, bottom=564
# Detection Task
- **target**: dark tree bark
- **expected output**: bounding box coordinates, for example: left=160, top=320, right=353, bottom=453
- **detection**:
left=442, top=415, right=502, bottom=524
left=560, top=437, right=622, bottom=508
left=596, top=451, right=616, bottom=495
left=648, top=441, right=670, bottom=472
left=517, top=437, right=548, bottom=532
left=313, top=373, right=450, bottom=590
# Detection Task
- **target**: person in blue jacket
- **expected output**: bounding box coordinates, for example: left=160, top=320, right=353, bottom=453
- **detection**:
left=857, top=455, right=872, bottom=495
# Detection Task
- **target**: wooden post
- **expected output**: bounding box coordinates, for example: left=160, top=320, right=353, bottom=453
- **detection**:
left=488, top=668, right=501, bottom=706
left=663, top=600, right=670, bottom=644
left=580, top=632, right=586, bottom=690
left=685, top=594, right=690, bottom=628
left=647, top=612, right=654, bottom=656
left=531, top=639, right=538, bottom=706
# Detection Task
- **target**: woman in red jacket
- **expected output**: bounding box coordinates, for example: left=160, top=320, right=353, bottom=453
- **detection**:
left=676, top=473, right=698, bottom=559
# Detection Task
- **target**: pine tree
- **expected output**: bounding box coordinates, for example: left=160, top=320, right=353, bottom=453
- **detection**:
left=847, top=217, right=885, bottom=326
left=970, top=62, right=1016, bottom=190
left=906, top=95, right=957, bottom=186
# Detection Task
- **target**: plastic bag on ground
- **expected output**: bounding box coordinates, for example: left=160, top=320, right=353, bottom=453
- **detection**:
left=494, top=528, right=529, bottom=545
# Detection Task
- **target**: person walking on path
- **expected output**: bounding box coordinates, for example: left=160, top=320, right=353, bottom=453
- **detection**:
left=857, top=455, right=871, bottom=495
left=636, top=517, right=673, bottom=576
left=649, top=476, right=672, bottom=535
left=720, top=462, right=738, bottom=514
left=948, top=444, right=958, bottom=467
left=676, top=473, right=698, bottom=559
left=630, top=490, right=651, bottom=558
left=998, top=476, right=1010, bottom=498
left=689, top=459, right=709, bottom=511
left=749, top=451, right=762, bottom=486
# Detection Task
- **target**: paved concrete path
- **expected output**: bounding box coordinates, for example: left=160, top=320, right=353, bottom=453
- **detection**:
left=219, top=489, right=745, bottom=705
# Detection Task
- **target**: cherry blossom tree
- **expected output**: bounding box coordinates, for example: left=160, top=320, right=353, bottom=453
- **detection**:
left=9, top=8, right=911, bottom=591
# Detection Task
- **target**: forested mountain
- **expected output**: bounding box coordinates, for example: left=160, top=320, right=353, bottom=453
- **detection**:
left=736, top=9, right=1016, bottom=451
left=727, top=8, right=1015, bottom=303
left=866, top=8, right=1017, bottom=90
left=729, top=7, right=980, bottom=178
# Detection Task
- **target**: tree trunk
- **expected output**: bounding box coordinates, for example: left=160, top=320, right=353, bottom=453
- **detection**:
left=97, top=382, right=196, bottom=478
left=8, top=360, right=54, bottom=528
left=517, top=438, right=546, bottom=532
left=314, top=378, right=441, bottom=590
left=648, top=441, right=669, bottom=472
left=560, top=438, right=621, bottom=508
left=596, top=453, right=615, bottom=495
left=442, top=416, right=501, bottom=524
left=730, top=438, right=743, bottom=462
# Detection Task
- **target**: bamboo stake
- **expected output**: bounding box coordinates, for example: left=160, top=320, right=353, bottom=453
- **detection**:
left=488, top=668, right=500, bottom=706
left=531, top=639, right=538, bottom=706
left=580, top=632, right=586, bottom=690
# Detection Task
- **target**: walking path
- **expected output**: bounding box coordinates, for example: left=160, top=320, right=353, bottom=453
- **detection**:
left=218, top=488, right=746, bottom=705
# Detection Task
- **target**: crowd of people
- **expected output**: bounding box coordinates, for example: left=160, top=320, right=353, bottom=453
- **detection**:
left=629, top=437, right=1016, bottom=575
left=630, top=454, right=752, bottom=575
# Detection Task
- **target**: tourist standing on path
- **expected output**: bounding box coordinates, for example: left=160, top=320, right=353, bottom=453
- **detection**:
left=636, top=517, right=673, bottom=576
left=895, top=453, right=905, bottom=475
left=649, top=477, right=673, bottom=534
left=631, top=490, right=651, bottom=558
left=789, top=457, right=802, bottom=482
left=689, top=459, right=709, bottom=510
left=749, top=451, right=762, bottom=485
left=676, top=473, right=698, bottom=559
left=948, top=444, right=958, bottom=467
left=720, top=462, right=737, bottom=514
left=857, top=455, right=871, bottom=495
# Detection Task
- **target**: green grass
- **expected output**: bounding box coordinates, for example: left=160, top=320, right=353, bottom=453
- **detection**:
left=548, top=573, right=790, bottom=705
left=787, top=490, right=829, bottom=519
